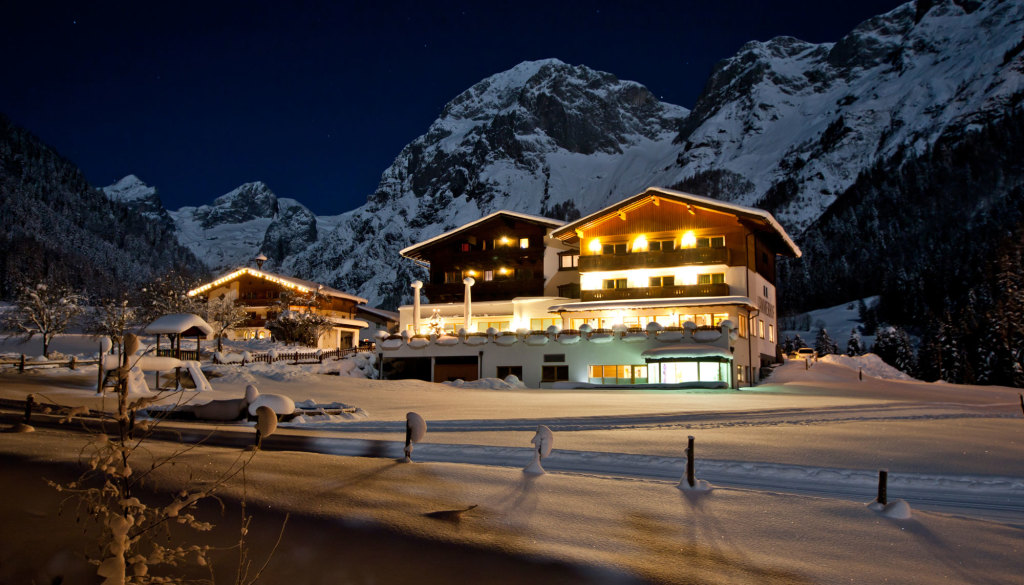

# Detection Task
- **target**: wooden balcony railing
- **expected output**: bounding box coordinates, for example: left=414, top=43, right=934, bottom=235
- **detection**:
left=580, top=282, right=730, bottom=302
left=579, top=247, right=730, bottom=271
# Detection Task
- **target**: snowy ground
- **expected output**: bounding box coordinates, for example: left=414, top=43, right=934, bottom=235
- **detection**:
left=1, top=335, right=1022, bottom=584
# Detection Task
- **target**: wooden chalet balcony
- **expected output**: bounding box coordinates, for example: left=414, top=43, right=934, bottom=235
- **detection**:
left=425, top=277, right=545, bottom=302
left=579, top=247, right=730, bottom=271
left=580, top=282, right=730, bottom=302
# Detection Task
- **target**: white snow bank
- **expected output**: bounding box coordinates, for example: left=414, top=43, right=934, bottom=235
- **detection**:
left=444, top=377, right=527, bottom=390
left=818, top=353, right=915, bottom=381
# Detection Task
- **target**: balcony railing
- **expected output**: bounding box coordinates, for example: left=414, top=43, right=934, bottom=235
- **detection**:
left=579, top=247, right=729, bottom=271
left=580, top=282, right=730, bottom=302
left=425, top=277, right=546, bottom=302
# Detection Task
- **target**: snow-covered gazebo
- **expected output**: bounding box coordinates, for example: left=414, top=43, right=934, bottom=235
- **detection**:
left=145, top=313, right=214, bottom=361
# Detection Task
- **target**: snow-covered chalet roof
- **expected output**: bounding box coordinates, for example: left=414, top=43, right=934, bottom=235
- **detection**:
left=144, top=313, right=214, bottom=336
left=641, top=345, right=733, bottom=361
left=187, top=267, right=368, bottom=304
left=550, top=187, right=801, bottom=258
left=548, top=296, right=757, bottom=313
left=400, top=210, right=564, bottom=265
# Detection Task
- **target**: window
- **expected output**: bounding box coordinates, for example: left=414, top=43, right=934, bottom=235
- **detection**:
left=588, top=364, right=648, bottom=384
left=519, top=238, right=530, bottom=249
left=477, top=320, right=510, bottom=332
left=737, top=365, right=744, bottom=382
left=444, top=271, right=461, bottom=284
left=603, top=278, right=628, bottom=289
left=695, top=235, right=726, bottom=248
left=768, top=324, right=775, bottom=343
left=602, top=243, right=627, bottom=255
left=649, top=239, right=675, bottom=252
left=559, top=254, right=579, bottom=269
left=649, top=276, right=675, bottom=287
left=541, top=365, right=569, bottom=383
left=531, top=318, right=559, bottom=330
left=763, top=285, right=770, bottom=297
left=758, top=319, right=765, bottom=339
left=738, top=316, right=748, bottom=338
left=460, top=242, right=471, bottom=252
left=497, top=366, right=523, bottom=379
left=697, top=273, right=725, bottom=285
left=484, top=270, right=493, bottom=281
left=543, top=354, right=565, bottom=363
left=712, top=313, right=729, bottom=327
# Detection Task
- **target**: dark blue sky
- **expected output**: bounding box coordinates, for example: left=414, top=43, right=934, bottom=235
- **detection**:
left=1, top=0, right=906, bottom=216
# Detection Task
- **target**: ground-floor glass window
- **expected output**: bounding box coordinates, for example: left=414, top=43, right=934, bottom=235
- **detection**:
left=588, top=365, right=649, bottom=384
left=647, top=361, right=730, bottom=384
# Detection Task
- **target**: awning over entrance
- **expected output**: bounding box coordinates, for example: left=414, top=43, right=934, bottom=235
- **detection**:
left=641, top=345, right=733, bottom=362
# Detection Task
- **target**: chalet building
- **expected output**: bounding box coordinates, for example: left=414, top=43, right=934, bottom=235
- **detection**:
left=380, top=187, right=800, bottom=388
left=187, top=267, right=369, bottom=349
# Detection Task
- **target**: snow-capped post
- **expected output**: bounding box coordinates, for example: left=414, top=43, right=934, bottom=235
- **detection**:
left=463, top=277, right=475, bottom=332
left=18, top=354, right=25, bottom=374
left=254, top=405, right=278, bottom=449
left=404, top=411, right=427, bottom=462
left=69, top=355, right=77, bottom=370
left=411, top=280, right=423, bottom=334
left=685, top=435, right=696, bottom=488
left=524, top=425, right=554, bottom=474
left=877, top=469, right=888, bottom=506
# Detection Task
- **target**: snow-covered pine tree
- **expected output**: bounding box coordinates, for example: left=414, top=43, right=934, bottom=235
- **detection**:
left=873, top=325, right=915, bottom=374
left=793, top=334, right=807, bottom=350
left=847, top=329, right=864, bottom=356
left=814, top=328, right=838, bottom=357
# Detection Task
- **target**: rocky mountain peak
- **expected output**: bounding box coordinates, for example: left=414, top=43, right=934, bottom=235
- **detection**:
left=193, top=181, right=279, bottom=229
left=102, top=174, right=157, bottom=202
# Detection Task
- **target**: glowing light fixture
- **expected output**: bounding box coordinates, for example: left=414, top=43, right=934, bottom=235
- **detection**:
left=588, top=238, right=603, bottom=253
left=632, top=234, right=648, bottom=252
left=500, top=236, right=510, bottom=245
left=499, top=267, right=509, bottom=275
left=680, top=230, right=697, bottom=249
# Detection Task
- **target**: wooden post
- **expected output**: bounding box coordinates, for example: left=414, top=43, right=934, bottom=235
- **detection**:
left=858, top=368, right=863, bottom=381
left=24, top=394, right=34, bottom=424
left=98, top=343, right=104, bottom=394
left=69, top=356, right=77, bottom=370
left=805, top=357, right=809, bottom=370
left=685, top=435, right=696, bottom=488
left=19, top=354, right=25, bottom=374
left=877, top=469, right=888, bottom=506
left=1019, top=394, right=1023, bottom=416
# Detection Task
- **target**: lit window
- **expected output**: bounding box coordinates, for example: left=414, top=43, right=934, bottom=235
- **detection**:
left=738, top=317, right=747, bottom=337
left=460, top=242, right=471, bottom=252
left=559, top=254, right=579, bottom=269
left=712, top=313, right=729, bottom=327
left=519, top=238, right=529, bottom=249
left=530, top=318, right=558, bottom=330
left=758, top=319, right=765, bottom=339
left=768, top=324, right=775, bottom=343
left=484, top=270, right=493, bottom=281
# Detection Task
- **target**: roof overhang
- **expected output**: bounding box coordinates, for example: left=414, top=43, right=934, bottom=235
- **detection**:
left=641, top=345, right=734, bottom=362
left=187, top=267, right=368, bottom=304
left=550, top=187, right=801, bottom=258
left=399, top=210, right=564, bottom=266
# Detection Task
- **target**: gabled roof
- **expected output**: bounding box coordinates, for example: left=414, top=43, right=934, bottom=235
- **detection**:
left=551, top=187, right=801, bottom=258
left=187, top=267, right=368, bottom=303
left=400, top=210, right=564, bottom=265
left=144, top=313, right=214, bottom=336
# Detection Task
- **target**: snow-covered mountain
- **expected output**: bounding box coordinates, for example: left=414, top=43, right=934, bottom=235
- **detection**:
left=106, top=0, right=1024, bottom=309
left=668, top=0, right=1024, bottom=232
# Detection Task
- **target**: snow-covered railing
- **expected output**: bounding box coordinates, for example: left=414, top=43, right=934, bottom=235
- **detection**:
left=0, top=354, right=100, bottom=373
left=377, top=321, right=739, bottom=351
left=212, top=345, right=374, bottom=366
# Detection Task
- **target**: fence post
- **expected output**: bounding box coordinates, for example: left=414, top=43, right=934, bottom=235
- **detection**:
left=19, top=354, right=25, bottom=374
left=858, top=368, right=863, bottom=381
left=24, top=394, right=34, bottom=424
left=685, top=435, right=696, bottom=488
left=877, top=469, right=888, bottom=505
left=70, top=356, right=77, bottom=370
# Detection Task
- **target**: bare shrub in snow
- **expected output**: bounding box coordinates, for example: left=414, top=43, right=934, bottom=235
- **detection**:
left=5, top=280, right=84, bottom=357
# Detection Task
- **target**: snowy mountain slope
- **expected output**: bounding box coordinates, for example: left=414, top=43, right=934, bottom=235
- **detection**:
left=283, top=59, right=689, bottom=307
left=665, top=0, right=1024, bottom=232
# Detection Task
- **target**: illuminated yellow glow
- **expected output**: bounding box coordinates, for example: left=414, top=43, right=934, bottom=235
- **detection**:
left=466, top=270, right=477, bottom=277
left=588, top=238, right=602, bottom=253
left=187, top=268, right=312, bottom=297
left=500, top=236, right=510, bottom=245
left=680, top=230, right=697, bottom=248
left=499, top=267, right=509, bottom=275
left=632, top=234, right=648, bottom=252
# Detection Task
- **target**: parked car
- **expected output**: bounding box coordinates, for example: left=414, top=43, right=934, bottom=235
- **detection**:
left=792, top=347, right=817, bottom=360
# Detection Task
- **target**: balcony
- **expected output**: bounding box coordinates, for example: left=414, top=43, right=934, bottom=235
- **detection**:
left=425, top=277, right=546, bottom=303
left=580, top=282, right=730, bottom=302
left=579, top=247, right=729, bottom=271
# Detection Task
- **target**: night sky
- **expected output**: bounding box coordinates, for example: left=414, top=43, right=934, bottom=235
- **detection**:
left=2, top=0, right=906, bottom=216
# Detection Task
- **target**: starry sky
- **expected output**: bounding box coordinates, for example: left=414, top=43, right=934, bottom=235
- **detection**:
left=1, top=0, right=906, bottom=216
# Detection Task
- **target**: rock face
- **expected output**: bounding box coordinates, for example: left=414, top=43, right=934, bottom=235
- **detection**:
left=670, top=0, right=1024, bottom=232
left=283, top=59, right=689, bottom=308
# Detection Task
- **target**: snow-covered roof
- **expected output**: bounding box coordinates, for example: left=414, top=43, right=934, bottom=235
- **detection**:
left=357, top=305, right=400, bottom=322
left=400, top=210, right=565, bottom=265
left=551, top=187, right=801, bottom=258
left=327, top=317, right=371, bottom=329
left=548, top=296, right=756, bottom=313
left=187, top=267, right=368, bottom=304
left=144, top=313, right=214, bottom=336
left=641, top=345, right=734, bottom=361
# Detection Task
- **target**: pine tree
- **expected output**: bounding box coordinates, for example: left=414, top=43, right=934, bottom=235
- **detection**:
left=873, top=325, right=915, bottom=374
left=814, top=328, right=839, bottom=357
left=847, top=329, right=864, bottom=356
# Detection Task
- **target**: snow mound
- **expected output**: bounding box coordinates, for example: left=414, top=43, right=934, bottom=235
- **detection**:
left=867, top=499, right=912, bottom=520
left=818, top=353, right=915, bottom=381
left=443, top=377, right=526, bottom=390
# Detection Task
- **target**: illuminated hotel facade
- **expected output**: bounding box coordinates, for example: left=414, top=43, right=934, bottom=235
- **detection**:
left=381, top=187, right=801, bottom=388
